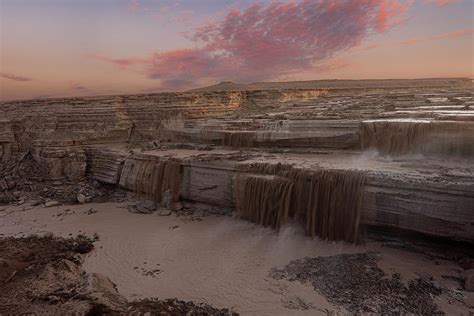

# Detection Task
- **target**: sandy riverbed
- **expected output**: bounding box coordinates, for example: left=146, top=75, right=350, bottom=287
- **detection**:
left=0, top=202, right=472, bottom=315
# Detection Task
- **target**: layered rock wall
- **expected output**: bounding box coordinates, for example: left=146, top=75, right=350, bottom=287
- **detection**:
left=1, top=79, right=473, bottom=242
left=94, top=152, right=474, bottom=242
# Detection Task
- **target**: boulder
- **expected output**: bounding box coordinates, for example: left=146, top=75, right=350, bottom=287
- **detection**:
left=156, top=208, right=172, bottom=216
left=129, top=200, right=156, bottom=214
left=44, top=201, right=60, bottom=208
left=0, top=180, right=8, bottom=191
left=77, top=193, right=88, bottom=204
left=463, top=269, right=474, bottom=292
left=140, top=200, right=156, bottom=211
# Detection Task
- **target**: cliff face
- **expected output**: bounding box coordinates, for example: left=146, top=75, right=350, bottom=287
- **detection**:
left=1, top=79, right=473, bottom=242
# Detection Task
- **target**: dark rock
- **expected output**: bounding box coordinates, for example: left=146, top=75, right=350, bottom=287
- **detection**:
left=140, top=200, right=156, bottom=211
left=76, top=193, right=88, bottom=204
left=45, top=201, right=60, bottom=208
left=129, top=201, right=156, bottom=214
left=30, top=200, right=41, bottom=206
left=156, top=208, right=172, bottom=216
left=270, top=252, right=443, bottom=315
left=0, top=180, right=8, bottom=191
left=459, top=258, right=474, bottom=270
left=463, top=269, right=474, bottom=292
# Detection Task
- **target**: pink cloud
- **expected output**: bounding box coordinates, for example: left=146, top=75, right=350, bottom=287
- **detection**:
left=424, top=0, right=462, bottom=6
left=364, top=28, right=474, bottom=49
left=377, top=0, right=413, bottom=32
left=401, top=28, right=474, bottom=45
left=128, top=0, right=141, bottom=11
left=102, top=0, right=413, bottom=90
left=0, top=72, right=33, bottom=82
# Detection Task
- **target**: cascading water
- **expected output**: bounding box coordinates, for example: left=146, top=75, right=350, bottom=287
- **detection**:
left=238, top=162, right=294, bottom=175
left=235, top=175, right=294, bottom=229
left=221, top=131, right=255, bottom=147
left=360, top=119, right=474, bottom=157
left=133, top=158, right=182, bottom=205
left=289, top=169, right=365, bottom=243
left=234, top=166, right=365, bottom=243
left=360, top=119, right=431, bottom=155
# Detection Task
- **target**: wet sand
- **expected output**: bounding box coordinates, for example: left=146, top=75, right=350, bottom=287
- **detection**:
left=0, top=202, right=471, bottom=315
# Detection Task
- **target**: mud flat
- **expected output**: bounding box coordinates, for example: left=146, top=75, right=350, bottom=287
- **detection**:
left=0, top=232, right=236, bottom=315
left=0, top=202, right=473, bottom=315
left=1, top=78, right=473, bottom=314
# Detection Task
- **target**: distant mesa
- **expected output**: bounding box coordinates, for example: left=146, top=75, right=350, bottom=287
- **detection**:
left=188, top=78, right=472, bottom=92
left=188, top=81, right=245, bottom=92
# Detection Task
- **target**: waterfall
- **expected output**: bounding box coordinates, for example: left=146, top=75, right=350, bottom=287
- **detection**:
left=360, top=120, right=431, bottom=155
left=290, top=169, right=365, bottom=243
left=235, top=175, right=294, bottom=229
left=133, top=158, right=182, bottom=205
left=222, top=131, right=255, bottom=147
left=234, top=165, right=365, bottom=243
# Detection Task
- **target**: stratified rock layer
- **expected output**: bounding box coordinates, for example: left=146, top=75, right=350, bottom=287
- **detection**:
left=1, top=78, right=473, bottom=242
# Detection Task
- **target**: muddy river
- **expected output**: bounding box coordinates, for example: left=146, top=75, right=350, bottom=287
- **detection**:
left=0, top=202, right=471, bottom=315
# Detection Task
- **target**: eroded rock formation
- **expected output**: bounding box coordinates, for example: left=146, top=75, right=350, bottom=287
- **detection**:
left=1, top=78, right=473, bottom=242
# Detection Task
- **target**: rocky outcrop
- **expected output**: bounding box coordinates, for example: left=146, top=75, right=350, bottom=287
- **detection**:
left=1, top=79, right=473, bottom=243
left=0, top=119, right=14, bottom=162
left=32, top=147, right=86, bottom=181
left=162, top=120, right=360, bottom=149
left=85, top=147, right=128, bottom=184
left=0, top=235, right=235, bottom=315
left=84, top=148, right=474, bottom=242
left=362, top=171, right=474, bottom=241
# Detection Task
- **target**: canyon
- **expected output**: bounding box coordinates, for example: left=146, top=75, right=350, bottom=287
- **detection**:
left=1, top=78, right=473, bottom=314
left=1, top=78, right=473, bottom=242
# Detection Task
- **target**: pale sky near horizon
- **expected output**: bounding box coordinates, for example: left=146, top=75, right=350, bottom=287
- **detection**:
left=1, top=0, right=473, bottom=101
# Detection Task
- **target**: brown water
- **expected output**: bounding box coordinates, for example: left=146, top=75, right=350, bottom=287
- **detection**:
left=0, top=203, right=470, bottom=315
left=235, top=169, right=365, bottom=243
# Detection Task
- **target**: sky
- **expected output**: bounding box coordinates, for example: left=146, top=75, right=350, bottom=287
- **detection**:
left=0, top=0, right=473, bottom=101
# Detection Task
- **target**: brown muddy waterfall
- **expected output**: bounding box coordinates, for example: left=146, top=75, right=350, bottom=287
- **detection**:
left=133, top=158, right=182, bottom=205
left=235, top=175, right=294, bottom=229
left=235, top=166, right=365, bottom=243
left=361, top=120, right=474, bottom=156
left=222, top=131, right=255, bottom=147
left=360, top=120, right=431, bottom=155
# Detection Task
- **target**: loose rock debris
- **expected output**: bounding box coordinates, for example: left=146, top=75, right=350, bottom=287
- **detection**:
left=0, top=154, right=127, bottom=206
left=0, top=234, right=238, bottom=315
left=124, top=298, right=238, bottom=316
left=270, top=252, right=445, bottom=315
